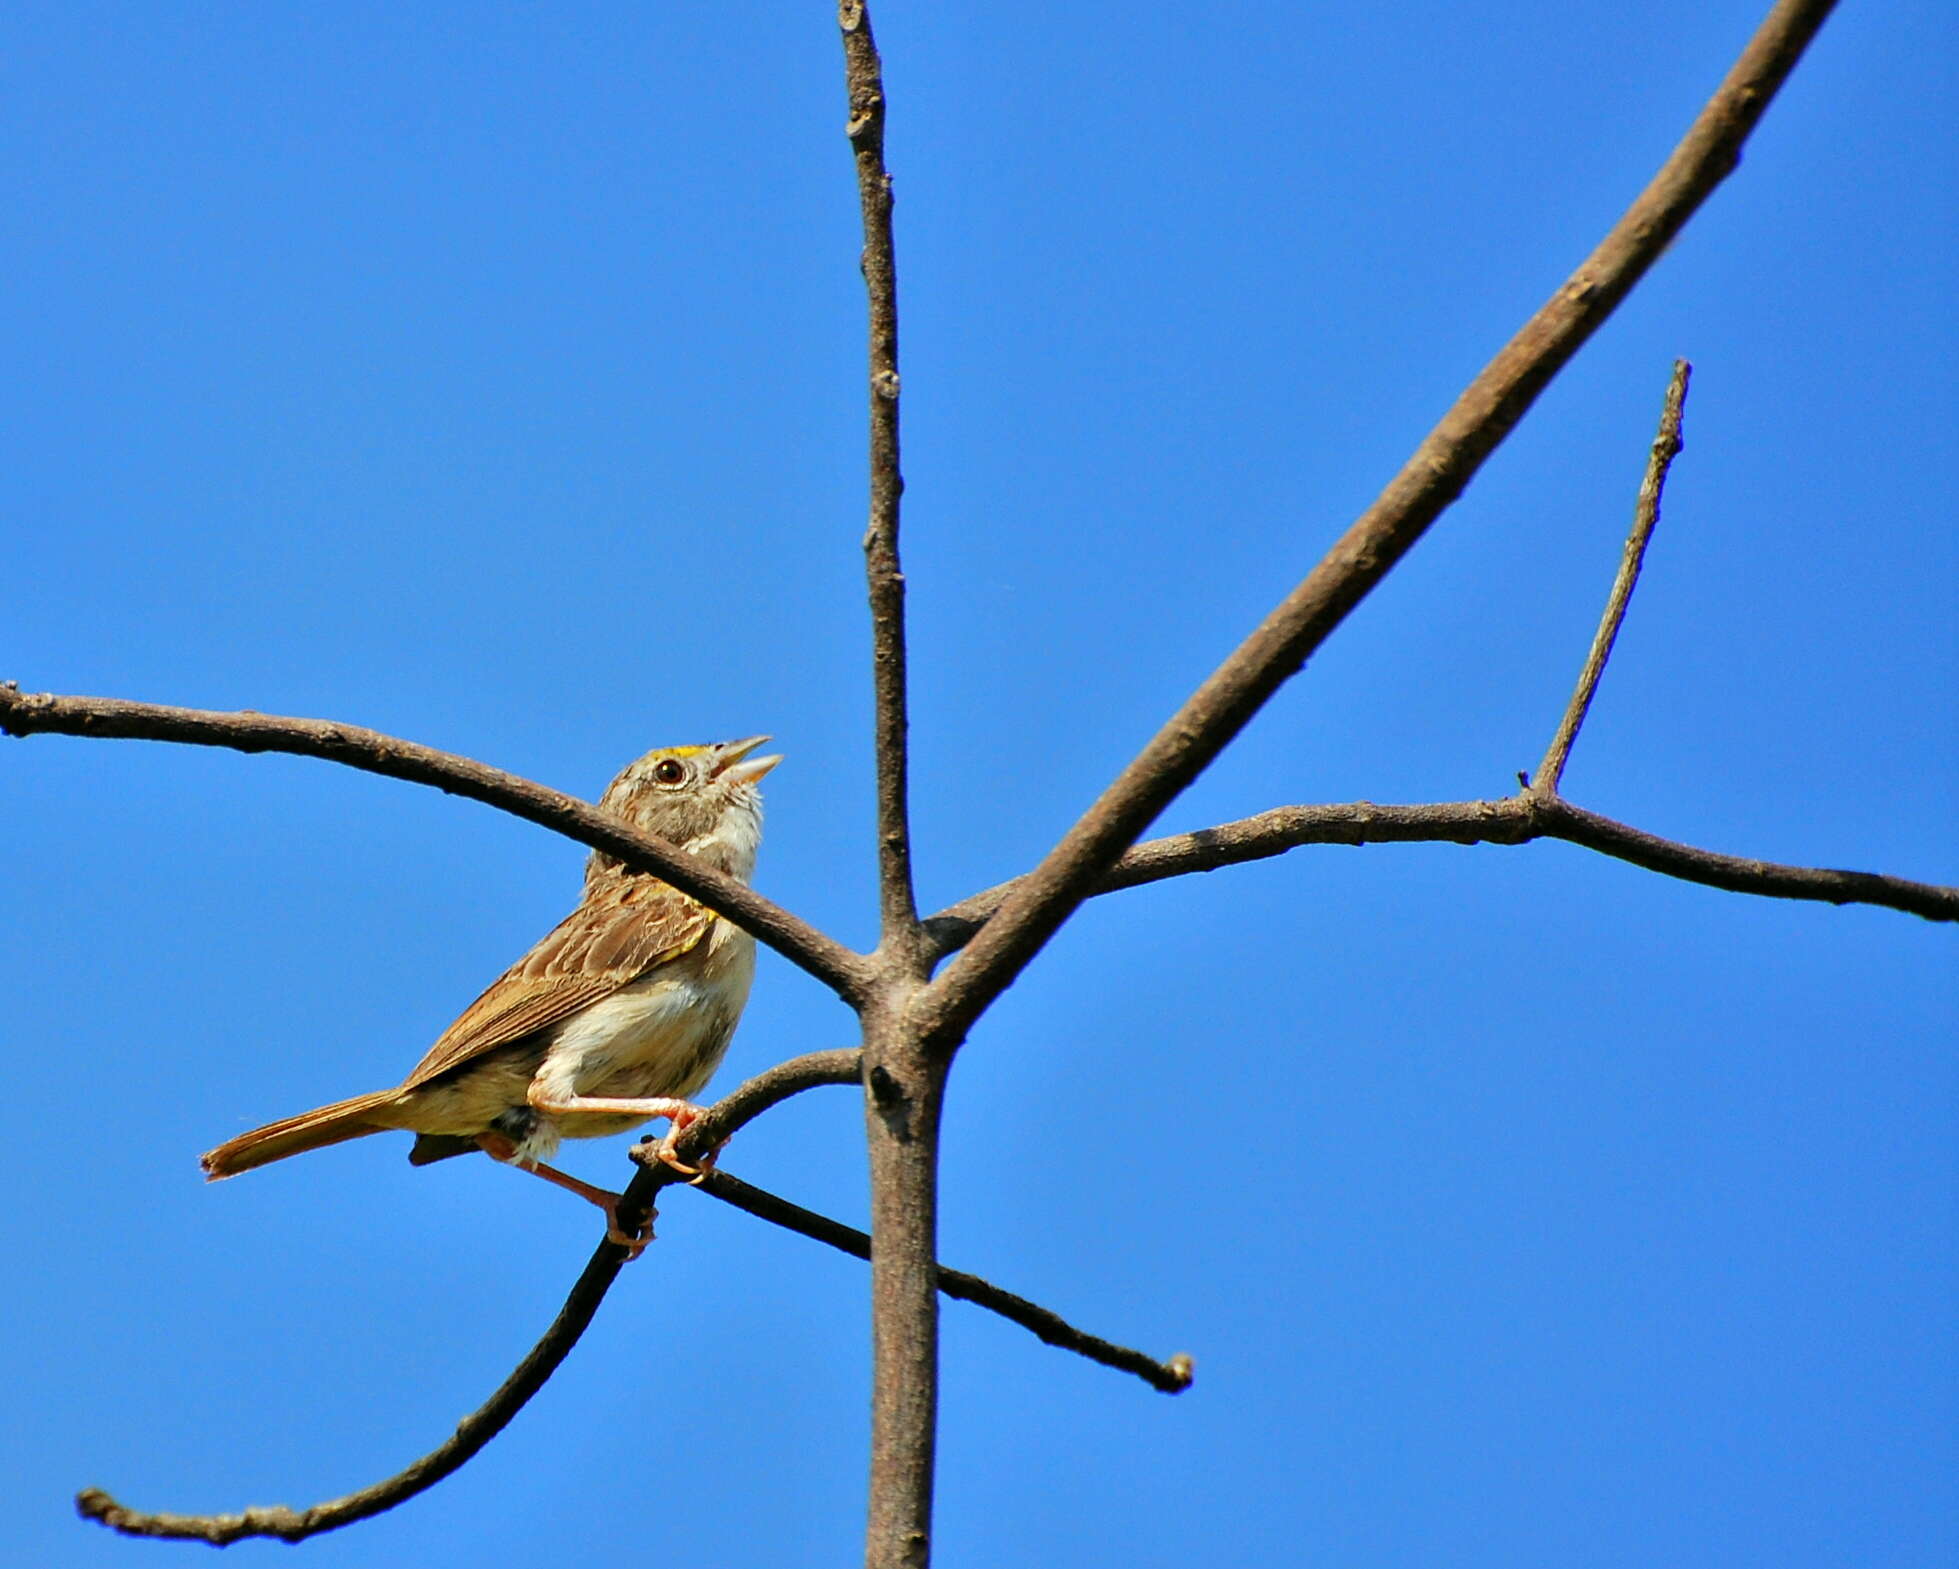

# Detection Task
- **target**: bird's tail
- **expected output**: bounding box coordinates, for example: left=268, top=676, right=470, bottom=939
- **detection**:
left=201, top=1088, right=404, bottom=1179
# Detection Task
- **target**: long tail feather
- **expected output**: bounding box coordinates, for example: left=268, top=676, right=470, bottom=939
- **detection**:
left=201, top=1088, right=403, bottom=1179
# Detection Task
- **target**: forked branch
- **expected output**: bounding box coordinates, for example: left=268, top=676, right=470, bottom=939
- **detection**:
left=912, top=0, right=1843, bottom=1051
left=923, top=352, right=1953, bottom=954
left=923, top=796, right=1958, bottom=958
left=76, top=1047, right=1184, bottom=1545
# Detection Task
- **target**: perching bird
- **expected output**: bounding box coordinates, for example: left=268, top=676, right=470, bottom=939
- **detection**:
left=200, top=736, right=781, bottom=1254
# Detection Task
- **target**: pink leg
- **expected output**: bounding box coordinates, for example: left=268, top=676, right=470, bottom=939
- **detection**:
left=475, top=1132, right=654, bottom=1258
left=523, top=1091, right=725, bottom=1179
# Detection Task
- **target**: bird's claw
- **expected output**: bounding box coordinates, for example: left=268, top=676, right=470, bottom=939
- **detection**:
left=603, top=1199, right=656, bottom=1261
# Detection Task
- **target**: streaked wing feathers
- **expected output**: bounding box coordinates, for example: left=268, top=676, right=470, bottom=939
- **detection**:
left=402, top=879, right=714, bottom=1089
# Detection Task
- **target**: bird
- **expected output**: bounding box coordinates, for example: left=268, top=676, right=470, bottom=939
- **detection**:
left=200, top=735, right=781, bottom=1255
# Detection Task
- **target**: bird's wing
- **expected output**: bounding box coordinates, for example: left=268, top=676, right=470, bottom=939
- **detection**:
left=401, top=878, right=715, bottom=1089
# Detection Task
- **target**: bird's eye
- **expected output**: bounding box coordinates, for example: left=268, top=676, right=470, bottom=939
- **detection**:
left=653, top=758, right=687, bottom=786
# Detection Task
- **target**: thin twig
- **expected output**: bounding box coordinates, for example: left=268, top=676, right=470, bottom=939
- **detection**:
left=693, top=1171, right=1194, bottom=1395
left=0, top=686, right=871, bottom=1003
left=923, top=795, right=1956, bottom=957
left=74, top=1050, right=863, bottom=1546
left=1535, top=359, right=1693, bottom=791
left=910, top=0, right=1841, bottom=1054
left=841, top=0, right=921, bottom=955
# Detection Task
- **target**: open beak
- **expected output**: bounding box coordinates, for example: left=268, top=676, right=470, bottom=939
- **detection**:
left=711, top=734, right=782, bottom=785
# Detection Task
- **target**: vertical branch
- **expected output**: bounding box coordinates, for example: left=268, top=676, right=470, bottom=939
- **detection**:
left=1533, top=359, right=1692, bottom=793
left=842, top=0, right=921, bottom=954
left=839, top=5, right=944, bottom=1568
left=859, top=1007, right=945, bottom=1569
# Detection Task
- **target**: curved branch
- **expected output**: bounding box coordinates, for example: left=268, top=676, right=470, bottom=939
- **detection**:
left=0, top=685, right=872, bottom=1003
left=923, top=796, right=1957, bottom=957
left=913, top=0, right=1842, bottom=1049
left=77, top=1239, right=628, bottom=1545
left=75, top=1049, right=865, bottom=1547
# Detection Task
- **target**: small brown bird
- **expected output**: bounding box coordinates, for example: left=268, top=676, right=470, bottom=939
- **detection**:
left=201, top=736, right=781, bottom=1253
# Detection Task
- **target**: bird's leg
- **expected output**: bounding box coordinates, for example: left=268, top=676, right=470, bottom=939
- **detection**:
left=523, top=1090, right=725, bottom=1180
left=474, top=1132, right=653, bottom=1258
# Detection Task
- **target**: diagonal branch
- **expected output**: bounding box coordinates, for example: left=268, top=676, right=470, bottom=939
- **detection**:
left=1535, top=359, right=1692, bottom=792
left=693, top=1170, right=1193, bottom=1395
left=842, top=0, right=921, bottom=955
left=910, top=0, right=1842, bottom=1052
left=0, top=686, right=872, bottom=1003
left=922, top=796, right=1958, bottom=957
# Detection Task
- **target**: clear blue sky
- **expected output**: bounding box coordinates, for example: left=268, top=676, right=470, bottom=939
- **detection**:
left=4, top=4, right=1953, bottom=1566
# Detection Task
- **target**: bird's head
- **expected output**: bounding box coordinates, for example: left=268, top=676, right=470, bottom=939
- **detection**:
left=595, top=735, right=780, bottom=882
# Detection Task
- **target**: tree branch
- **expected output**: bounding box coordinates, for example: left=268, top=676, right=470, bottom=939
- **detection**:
left=77, top=1237, right=627, bottom=1546
left=841, top=0, right=921, bottom=956
left=76, top=1050, right=864, bottom=1547
left=692, top=1170, right=1194, bottom=1395
left=836, top=8, right=946, bottom=1567
left=0, top=685, right=872, bottom=1003
left=1535, top=359, right=1690, bottom=792
left=910, top=0, right=1842, bottom=1052
left=79, top=1048, right=1183, bottom=1543
left=922, top=795, right=1957, bottom=958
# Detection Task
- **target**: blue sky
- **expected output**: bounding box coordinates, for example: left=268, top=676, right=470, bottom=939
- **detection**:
left=4, top=4, right=1953, bottom=1566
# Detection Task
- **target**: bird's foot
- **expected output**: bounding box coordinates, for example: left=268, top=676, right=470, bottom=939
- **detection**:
left=599, top=1196, right=655, bottom=1261
left=652, top=1103, right=725, bottom=1182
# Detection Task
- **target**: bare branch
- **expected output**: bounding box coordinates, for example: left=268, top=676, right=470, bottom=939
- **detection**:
left=617, top=1046, right=868, bottom=1239
left=912, top=0, right=1842, bottom=1052
left=1535, top=359, right=1692, bottom=791
left=77, top=1236, right=630, bottom=1545
left=78, top=1042, right=1177, bottom=1545
left=693, top=1171, right=1194, bottom=1395
left=0, top=685, right=872, bottom=1003
left=835, top=9, right=946, bottom=1567
left=1526, top=794, right=1959, bottom=917
left=923, top=797, right=1957, bottom=958
left=76, top=1049, right=864, bottom=1546
left=842, top=0, right=921, bottom=957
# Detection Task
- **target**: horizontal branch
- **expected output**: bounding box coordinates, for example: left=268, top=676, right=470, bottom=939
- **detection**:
left=75, top=1049, right=865, bottom=1547
left=924, top=793, right=1956, bottom=955
left=911, top=0, right=1842, bottom=1050
left=0, top=685, right=872, bottom=1003
left=692, top=1169, right=1193, bottom=1395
